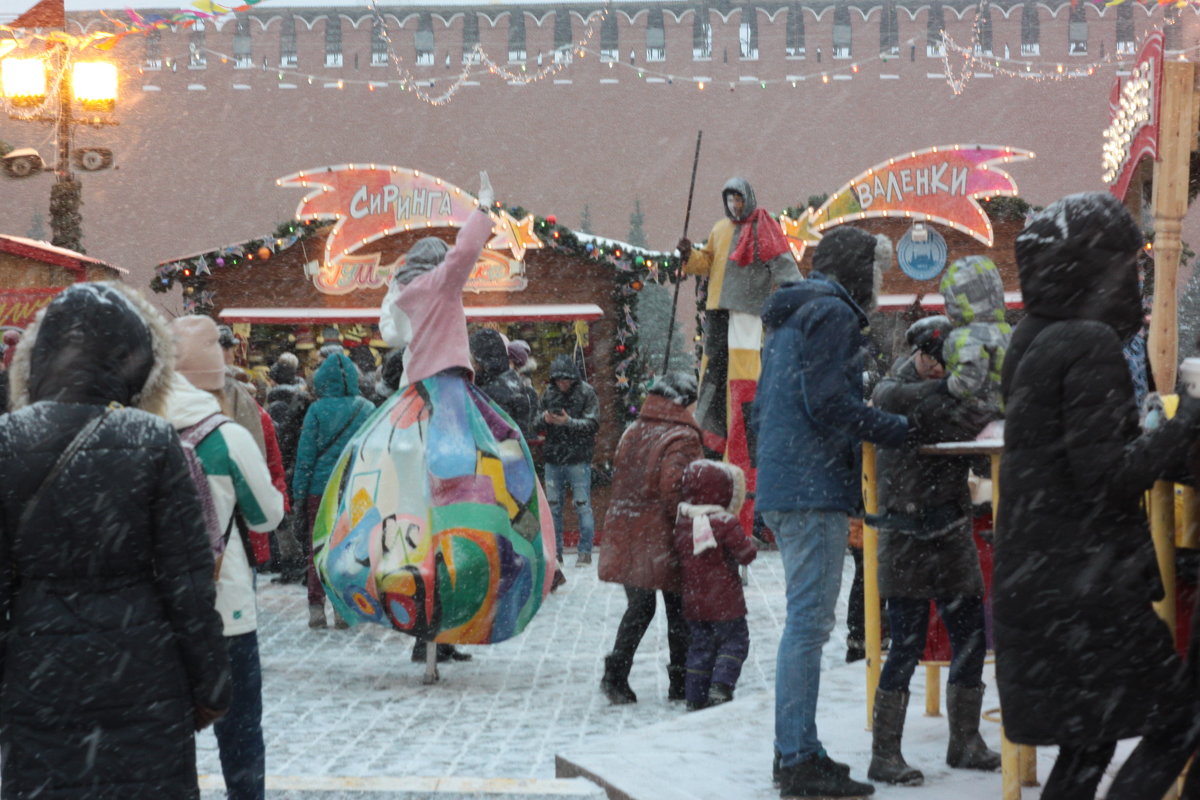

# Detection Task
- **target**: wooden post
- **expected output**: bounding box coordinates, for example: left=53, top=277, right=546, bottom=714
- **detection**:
left=925, top=664, right=942, bottom=716
left=1148, top=60, right=1196, bottom=394
left=1151, top=480, right=1178, bottom=640
left=1181, top=486, right=1198, bottom=549
left=863, top=443, right=881, bottom=730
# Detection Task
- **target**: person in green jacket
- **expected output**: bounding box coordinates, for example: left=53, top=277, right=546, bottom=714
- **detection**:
left=292, top=351, right=375, bottom=628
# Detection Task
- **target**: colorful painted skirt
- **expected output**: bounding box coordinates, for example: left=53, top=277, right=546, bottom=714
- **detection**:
left=312, top=373, right=555, bottom=644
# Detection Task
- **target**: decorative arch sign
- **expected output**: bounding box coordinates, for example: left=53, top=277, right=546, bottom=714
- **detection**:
left=1102, top=31, right=1162, bottom=202
left=277, top=165, right=543, bottom=295
left=780, top=144, right=1035, bottom=264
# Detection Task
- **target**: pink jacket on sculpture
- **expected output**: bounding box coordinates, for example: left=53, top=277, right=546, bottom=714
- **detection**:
left=379, top=207, right=493, bottom=384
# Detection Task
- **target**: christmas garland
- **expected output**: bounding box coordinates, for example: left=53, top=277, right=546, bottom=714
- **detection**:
left=150, top=208, right=694, bottom=428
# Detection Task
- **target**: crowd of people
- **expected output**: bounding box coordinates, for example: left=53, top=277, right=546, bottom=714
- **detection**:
left=3, top=177, right=1200, bottom=800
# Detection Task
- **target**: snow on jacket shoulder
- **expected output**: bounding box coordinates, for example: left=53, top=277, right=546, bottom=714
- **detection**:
left=752, top=274, right=907, bottom=513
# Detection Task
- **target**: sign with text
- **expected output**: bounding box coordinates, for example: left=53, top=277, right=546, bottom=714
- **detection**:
left=780, top=145, right=1034, bottom=264
left=0, top=287, right=60, bottom=329
left=896, top=224, right=948, bottom=281
left=278, top=165, right=543, bottom=295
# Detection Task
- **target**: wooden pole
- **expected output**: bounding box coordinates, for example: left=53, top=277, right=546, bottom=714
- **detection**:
left=1148, top=60, right=1195, bottom=394
left=1152, top=480, right=1178, bottom=640
left=862, top=443, right=881, bottom=730
left=662, top=131, right=703, bottom=375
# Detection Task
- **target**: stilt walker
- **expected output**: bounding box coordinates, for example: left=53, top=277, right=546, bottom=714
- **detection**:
left=676, top=176, right=801, bottom=533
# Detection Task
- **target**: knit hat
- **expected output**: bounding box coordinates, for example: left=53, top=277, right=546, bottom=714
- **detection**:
left=507, top=339, right=532, bottom=368
left=171, top=315, right=226, bottom=391
left=812, top=227, right=891, bottom=312
left=648, top=371, right=698, bottom=406
left=392, top=236, right=451, bottom=286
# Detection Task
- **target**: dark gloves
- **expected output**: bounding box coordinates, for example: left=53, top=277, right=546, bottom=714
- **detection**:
left=676, top=237, right=692, bottom=261
left=194, top=704, right=226, bottom=732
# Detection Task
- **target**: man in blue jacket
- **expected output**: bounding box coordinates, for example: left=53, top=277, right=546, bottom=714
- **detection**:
left=753, top=226, right=912, bottom=799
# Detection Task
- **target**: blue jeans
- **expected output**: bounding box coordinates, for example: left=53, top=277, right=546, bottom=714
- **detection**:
left=543, top=461, right=594, bottom=558
left=214, top=631, right=265, bottom=800
left=765, top=509, right=848, bottom=768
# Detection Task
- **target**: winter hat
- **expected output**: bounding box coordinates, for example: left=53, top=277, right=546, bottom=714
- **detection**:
left=392, top=236, right=450, bottom=285
left=378, top=348, right=406, bottom=394
left=507, top=339, right=532, bottom=368
left=813, top=227, right=891, bottom=312
left=648, top=371, right=699, bottom=406
left=268, top=352, right=299, bottom=385
left=171, top=315, right=227, bottom=391
left=1015, top=192, right=1143, bottom=340
left=905, top=315, right=952, bottom=365
left=216, top=324, right=237, bottom=351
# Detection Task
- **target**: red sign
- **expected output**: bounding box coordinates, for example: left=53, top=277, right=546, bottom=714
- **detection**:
left=0, top=287, right=60, bottom=328
left=1104, top=31, right=1162, bottom=201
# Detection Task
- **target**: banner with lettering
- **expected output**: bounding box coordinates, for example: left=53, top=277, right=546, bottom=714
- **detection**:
left=781, top=145, right=1034, bottom=263
left=278, top=165, right=543, bottom=295
left=0, top=287, right=60, bottom=329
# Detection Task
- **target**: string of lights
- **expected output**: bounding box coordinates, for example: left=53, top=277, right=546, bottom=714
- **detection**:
left=938, top=0, right=1190, bottom=94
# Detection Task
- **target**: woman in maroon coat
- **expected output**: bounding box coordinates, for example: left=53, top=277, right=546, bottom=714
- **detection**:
left=598, top=372, right=704, bottom=704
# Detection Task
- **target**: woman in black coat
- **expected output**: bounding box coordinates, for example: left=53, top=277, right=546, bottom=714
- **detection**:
left=995, top=192, right=1200, bottom=800
left=0, top=283, right=231, bottom=799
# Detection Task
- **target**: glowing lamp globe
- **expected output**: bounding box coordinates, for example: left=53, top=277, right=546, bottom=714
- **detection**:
left=1, top=58, right=47, bottom=107
left=73, top=62, right=118, bottom=111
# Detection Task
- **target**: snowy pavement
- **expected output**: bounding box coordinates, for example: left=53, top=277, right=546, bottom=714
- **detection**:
left=197, top=550, right=1136, bottom=799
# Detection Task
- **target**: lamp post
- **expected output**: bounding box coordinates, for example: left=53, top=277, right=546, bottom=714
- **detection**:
left=0, top=40, right=118, bottom=253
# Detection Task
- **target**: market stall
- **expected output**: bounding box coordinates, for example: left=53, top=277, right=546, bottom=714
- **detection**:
left=0, top=234, right=126, bottom=328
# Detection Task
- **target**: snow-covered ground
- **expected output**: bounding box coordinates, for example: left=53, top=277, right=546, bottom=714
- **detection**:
left=199, top=550, right=1138, bottom=799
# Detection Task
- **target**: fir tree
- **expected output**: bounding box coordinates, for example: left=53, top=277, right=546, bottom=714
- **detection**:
left=635, top=282, right=694, bottom=376
left=627, top=199, right=647, bottom=248
left=580, top=204, right=593, bottom=235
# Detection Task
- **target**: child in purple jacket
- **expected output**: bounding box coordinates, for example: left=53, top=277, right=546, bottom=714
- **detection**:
left=673, top=459, right=757, bottom=710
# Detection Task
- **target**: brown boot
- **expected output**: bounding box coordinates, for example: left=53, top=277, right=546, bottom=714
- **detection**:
left=946, top=684, right=1001, bottom=771
left=868, top=688, right=923, bottom=785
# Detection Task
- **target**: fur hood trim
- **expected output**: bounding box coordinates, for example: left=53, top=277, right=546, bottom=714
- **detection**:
left=9, top=282, right=175, bottom=416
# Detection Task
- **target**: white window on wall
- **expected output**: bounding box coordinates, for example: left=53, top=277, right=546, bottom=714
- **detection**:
left=739, top=7, right=758, bottom=60
left=926, top=2, right=945, bottom=57
left=1116, top=5, right=1135, bottom=54
left=1020, top=1, right=1039, bottom=57
left=280, top=17, right=298, bottom=67
left=145, top=28, right=162, bottom=70
left=414, top=14, right=434, bottom=66
left=325, top=18, right=343, bottom=67
left=1068, top=6, right=1087, bottom=56
left=646, top=9, right=665, bottom=61
left=693, top=15, right=712, bottom=60
left=832, top=4, right=851, bottom=59
left=233, top=17, right=252, bottom=68
left=508, top=12, right=526, bottom=63
left=553, top=10, right=573, bottom=63
left=190, top=21, right=207, bottom=68
left=600, top=13, right=618, bottom=60
left=371, top=19, right=389, bottom=67
left=463, top=13, right=481, bottom=64
left=786, top=3, right=805, bottom=57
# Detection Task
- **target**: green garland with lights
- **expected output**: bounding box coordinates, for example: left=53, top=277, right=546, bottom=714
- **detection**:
left=150, top=209, right=697, bottom=429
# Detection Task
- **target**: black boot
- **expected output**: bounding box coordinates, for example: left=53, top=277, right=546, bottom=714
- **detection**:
left=667, top=665, right=686, bottom=702
left=867, top=688, right=923, bottom=785
left=600, top=654, right=637, bottom=705
left=946, top=684, right=1001, bottom=771
left=707, top=682, right=734, bottom=706
left=779, top=753, right=875, bottom=798
left=436, top=644, right=472, bottom=662
left=775, top=750, right=850, bottom=786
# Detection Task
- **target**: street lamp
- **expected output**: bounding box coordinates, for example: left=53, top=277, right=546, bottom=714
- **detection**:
left=0, top=45, right=118, bottom=253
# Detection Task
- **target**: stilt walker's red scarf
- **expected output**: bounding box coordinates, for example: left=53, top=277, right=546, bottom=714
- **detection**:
left=728, top=208, right=791, bottom=267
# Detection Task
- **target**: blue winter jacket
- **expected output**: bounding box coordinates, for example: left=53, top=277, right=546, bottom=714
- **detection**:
left=292, top=352, right=375, bottom=503
left=752, top=273, right=908, bottom=514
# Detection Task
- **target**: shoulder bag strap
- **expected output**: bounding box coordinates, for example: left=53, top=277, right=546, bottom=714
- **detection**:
left=17, top=407, right=113, bottom=538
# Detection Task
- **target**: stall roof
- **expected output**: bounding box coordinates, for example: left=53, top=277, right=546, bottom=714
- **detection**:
left=877, top=292, right=1023, bottom=312
left=0, top=235, right=127, bottom=275
left=219, top=304, right=604, bottom=324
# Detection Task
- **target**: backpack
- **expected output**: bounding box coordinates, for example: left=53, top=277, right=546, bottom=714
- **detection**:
left=179, top=413, right=263, bottom=575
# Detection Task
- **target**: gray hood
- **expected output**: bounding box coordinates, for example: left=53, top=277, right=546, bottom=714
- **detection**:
left=940, top=255, right=1006, bottom=327
left=722, top=177, right=757, bottom=223
left=392, top=235, right=451, bottom=286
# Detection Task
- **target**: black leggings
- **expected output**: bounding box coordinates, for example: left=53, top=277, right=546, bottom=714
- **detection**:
left=610, top=586, right=689, bottom=671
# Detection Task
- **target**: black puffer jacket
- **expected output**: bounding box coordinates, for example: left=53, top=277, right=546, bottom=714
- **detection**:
left=871, top=356, right=984, bottom=599
left=266, top=381, right=310, bottom=478
left=995, top=192, right=1198, bottom=747
left=538, top=354, right=600, bottom=465
left=471, top=329, right=535, bottom=438
left=0, top=283, right=230, bottom=799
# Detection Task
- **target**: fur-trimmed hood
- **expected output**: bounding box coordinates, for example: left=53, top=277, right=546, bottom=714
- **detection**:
left=679, top=459, right=747, bottom=515
left=9, top=282, right=174, bottom=415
